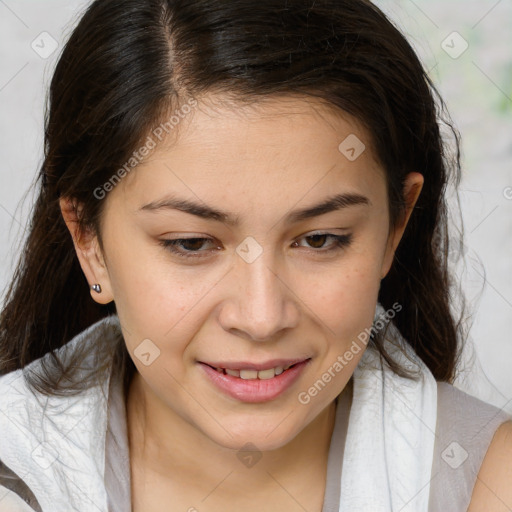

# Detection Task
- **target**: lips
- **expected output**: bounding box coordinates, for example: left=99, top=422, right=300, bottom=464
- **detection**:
left=199, top=357, right=310, bottom=372
left=199, top=358, right=311, bottom=402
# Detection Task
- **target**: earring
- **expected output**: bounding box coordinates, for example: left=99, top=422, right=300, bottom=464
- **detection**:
left=90, top=283, right=102, bottom=293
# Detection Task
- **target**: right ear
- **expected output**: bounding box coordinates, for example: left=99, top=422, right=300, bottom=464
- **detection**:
left=59, top=197, right=114, bottom=305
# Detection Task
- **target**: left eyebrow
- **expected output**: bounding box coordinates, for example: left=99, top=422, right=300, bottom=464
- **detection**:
left=138, top=192, right=371, bottom=226
left=286, top=192, right=371, bottom=223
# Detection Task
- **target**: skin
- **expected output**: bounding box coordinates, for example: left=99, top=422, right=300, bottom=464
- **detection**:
left=468, top=420, right=512, bottom=511
left=60, top=94, right=433, bottom=511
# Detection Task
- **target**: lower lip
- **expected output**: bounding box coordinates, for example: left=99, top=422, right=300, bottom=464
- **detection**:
left=198, top=360, right=311, bottom=403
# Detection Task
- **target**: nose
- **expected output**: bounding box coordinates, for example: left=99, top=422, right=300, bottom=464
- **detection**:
left=218, top=250, right=300, bottom=342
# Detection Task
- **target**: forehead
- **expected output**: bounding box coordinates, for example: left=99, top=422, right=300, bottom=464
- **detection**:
left=115, top=94, right=386, bottom=213
left=154, top=93, right=377, bottom=161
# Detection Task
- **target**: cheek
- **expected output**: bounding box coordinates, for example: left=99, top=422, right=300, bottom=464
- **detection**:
left=101, top=228, right=205, bottom=349
left=312, top=269, right=380, bottom=330
left=111, top=268, right=210, bottom=349
left=297, top=248, right=383, bottom=354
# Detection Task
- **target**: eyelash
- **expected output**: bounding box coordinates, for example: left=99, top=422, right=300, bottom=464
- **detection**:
left=158, top=232, right=353, bottom=259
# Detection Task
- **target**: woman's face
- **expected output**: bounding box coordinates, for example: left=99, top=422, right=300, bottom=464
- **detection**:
left=65, top=95, right=422, bottom=451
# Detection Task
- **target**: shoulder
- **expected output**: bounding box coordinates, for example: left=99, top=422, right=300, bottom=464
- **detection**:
left=435, top=381, right=510, bottom=429
left=435, top=381, right=511, bottom=441
left=428, top=381, right=512, bottom=511
left=468, top=419, right=512, bottom=511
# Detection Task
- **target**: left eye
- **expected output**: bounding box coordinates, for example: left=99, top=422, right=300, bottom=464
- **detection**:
left=159, top=232, right=353, bottom=259
left=293, top=233, right=353, bottom=252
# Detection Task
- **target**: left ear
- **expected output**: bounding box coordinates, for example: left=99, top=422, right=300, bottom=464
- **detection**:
left=380, top=172, right=424, bottom=279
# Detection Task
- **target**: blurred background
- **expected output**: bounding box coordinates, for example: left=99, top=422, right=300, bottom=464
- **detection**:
left=0, top=0, right=511, bottom=411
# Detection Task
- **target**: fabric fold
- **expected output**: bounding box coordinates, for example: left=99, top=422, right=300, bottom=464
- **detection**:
left=0, top=316, right=120, bottom=512
left=340, top=303, right=438, bottom=511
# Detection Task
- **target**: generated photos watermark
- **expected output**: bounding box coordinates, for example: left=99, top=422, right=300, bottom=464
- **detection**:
left=297, top=301, right=402, bottom=404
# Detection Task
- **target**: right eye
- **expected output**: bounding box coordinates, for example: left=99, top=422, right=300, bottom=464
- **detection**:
left=159, top=237, right=221, bottom=259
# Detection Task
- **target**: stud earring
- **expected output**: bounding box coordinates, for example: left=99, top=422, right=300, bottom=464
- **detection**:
left=90, top=283, right=102, bottom=293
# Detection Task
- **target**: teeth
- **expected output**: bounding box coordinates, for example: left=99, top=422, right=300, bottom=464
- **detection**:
left=215, top=364, right=291, bottom=380
left=256, top=368, right=275, bottom=380
left=240, top=369, right=259, bottom=379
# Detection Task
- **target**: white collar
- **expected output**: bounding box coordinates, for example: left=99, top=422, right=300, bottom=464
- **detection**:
left=0, top=315, right=120, bottom=511
left=340, top=303, right=437, bottom=511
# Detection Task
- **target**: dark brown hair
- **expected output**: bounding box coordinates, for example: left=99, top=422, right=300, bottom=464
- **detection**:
left=0, top=0, right=466, bottom=396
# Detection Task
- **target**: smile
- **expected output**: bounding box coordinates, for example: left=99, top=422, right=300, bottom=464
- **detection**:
left=198, top=359, right=312, bottom=402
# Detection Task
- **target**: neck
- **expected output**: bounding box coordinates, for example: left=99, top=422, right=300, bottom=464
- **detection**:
left=126, top=371, right=340, bottom=498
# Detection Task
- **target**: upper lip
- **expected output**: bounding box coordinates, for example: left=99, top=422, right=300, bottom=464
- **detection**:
left=199, top=357, right=311, bottom=371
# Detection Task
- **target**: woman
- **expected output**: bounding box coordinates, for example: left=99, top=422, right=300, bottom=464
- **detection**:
left=0, top=0, right=510, bottom=511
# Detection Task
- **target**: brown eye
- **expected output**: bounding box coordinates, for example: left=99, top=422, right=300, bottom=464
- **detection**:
left=159, top=237, right=220, bottom=258
left=305, top=234, right=329, bottom=249
left=177, top=238, right=208, bottom=251
left=294, top=232, right=353, bottom=253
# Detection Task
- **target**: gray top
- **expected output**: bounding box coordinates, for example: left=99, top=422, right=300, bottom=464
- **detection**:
left=428, top=381, right=511, bottom=511
left=1, top=353, right=511, bottom=511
